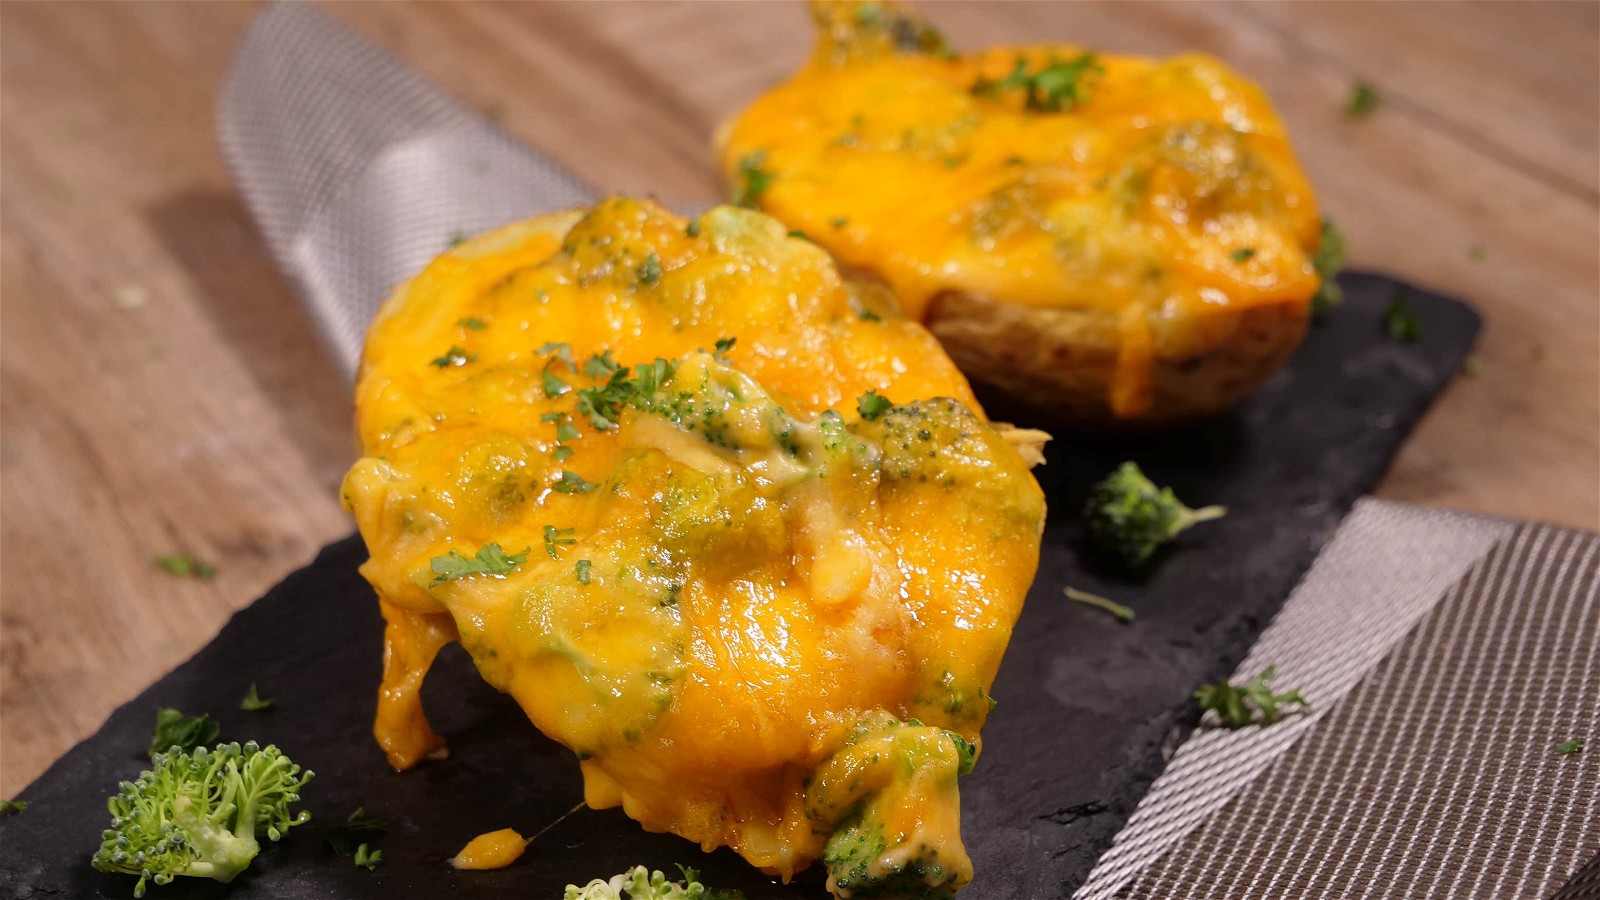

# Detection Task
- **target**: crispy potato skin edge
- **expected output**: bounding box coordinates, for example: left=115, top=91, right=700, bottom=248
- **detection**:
left=926, top=290, right=1310, bottom=429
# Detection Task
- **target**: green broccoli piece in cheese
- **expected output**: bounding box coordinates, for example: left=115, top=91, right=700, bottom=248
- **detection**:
left=1311, top=219, right=1346, bottom=314
left=808, top=715, right=975, bottom=899
left=91, top=742, right=312, bottom=897
left=563, top=863, right=743, bottom=899
left=1082, top=462, right=1226, bottom=569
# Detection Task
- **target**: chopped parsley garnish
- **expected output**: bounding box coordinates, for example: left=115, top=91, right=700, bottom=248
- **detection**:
left=1311, top=219, right=1347, bottom=313
left=787, top=229, right=811, bottom=241
left=713, top=337, right=736, bottom=360
left=633, top=358, right=677, bottom=397
left=1345, top=81, right=1380, bottom=118
left=575, top=559, right=592, bottom=585
left=353, top=844, right=382, bottom=870
left=326, top=808, right=387, bottom=855
left=149, top=708, right=220, bottom=758
left=155, top=553, right=215, bottom=580
left=575, top=368, right=635, bottom=430
left=556, top=421, right=581, bottom=443
left=685, top=220, right=702, bottom=238
left=856, top=390, right=893, bottom=420
left=733, top=150, right=774, bottom=207
left=240, top=684, right=274, bottom=712
left=974, top=53, right=1103, bottom=112
left=1230, top=247, right=1257, bottom=263
left=1468, top=244, right=1485, bottom=262
left=554, top=471, right=597, bottom=494
left=552, top=446, right=575, bottom=462
left=1461, top=356, right=1483, bottom=377
left=637, top=253, right=663, bottom=286
left=542, top=365, right=570, bottom=399
left=458, top=317, right=488, bottom=330
left=829, top=216, right=849, bottom=230
left=858, top=309, right=883, bottom=322
left=429, top=542, right=530, bottom=586
left=0, top=800, right=25, bottom=816
left=1063, top=587, right=1135, bottom=623
left=1555, top=739, right=1584, bottom=755
left=537, top=341, right=574, bottom=366
left=447, top=231, right=468, bottom=247
left=544, top=525, right=577, bottom=559
left=583, top=350, right=620, bottom=380
left=1193, top=667, right=1310, bottom=728
left=431, top=345, right=476, bottom=368
left=1384, top=296, right=1422, bottom=342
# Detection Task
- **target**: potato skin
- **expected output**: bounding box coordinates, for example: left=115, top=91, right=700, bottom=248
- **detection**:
left=926, top=290, right=1308, bottom=428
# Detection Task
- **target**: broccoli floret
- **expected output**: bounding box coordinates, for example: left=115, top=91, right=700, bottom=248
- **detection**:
left=808, top=716, right=974, bottom=899
left=1082, top=462, right=1226, bottom=568
left=91, top=742, right=312, bottom=897
left=563, top=864, right=743, bottom=900
left=823, top=816, right=963, bottom=900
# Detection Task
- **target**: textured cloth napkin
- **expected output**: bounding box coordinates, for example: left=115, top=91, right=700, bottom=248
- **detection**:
left=218, top=4, right=1599, bottom=897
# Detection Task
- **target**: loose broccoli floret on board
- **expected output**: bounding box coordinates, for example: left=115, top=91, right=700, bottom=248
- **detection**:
left=1082, top=462, right=1226, bottom=568
left=91, top=742, right=312, bottom=897
left=564, top=864, right=744, bottom=899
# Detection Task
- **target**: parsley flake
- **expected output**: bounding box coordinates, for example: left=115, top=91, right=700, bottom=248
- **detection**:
left=554, top=471, right=597, bottom=494
left=857, top=390, right=893, bottom=420
left=685, top=220, right=702, bottom=238
left=829, top=216, right=849, bottom=230
left=240, top=683, right=274, bottom=712
left=1345, top=81, right=1380, bottom=118
left=429, top=542, right=530, bottom=586
left=155, top=553, right=215, bottom=580
left=575, top=559, right=592, bottom=585
left=1230, top=247, right=1257, bottom=263
left=1384, top=296, right=1422, bottom=342
left=1311, top=220, right=1347, bottom=313
left=448, top=231, right=468, bottom=248
left=1194, top=667, right=1310, bottom=728
left=431, top=345, right=476, bottom=368
left=149, top=708, right=220, bottom=758
left=637, top=253, right=663, bottom=286
left=556, top=421, right=581, bottom=443
left=733, top=150, right=774, bottom=207
left=0, top=800, right=25, bottom=816
left=458, top=317, right=488, bottom=330
left=713, top=337, right=736, bottom=360
left=537, top=341, right=574, bottom=367
left=1556, top=739, right=1584, bottom=755
left=552, top=445, right=575, bottom=462
left=584, top=350, right=621, bottom=380
left=544, top=525, right=576, bottom=560
left=326, top=808, right=387, bottom=855
left=543, top=364, right=571, bottom=399
left=974, top=53, right=1103, bottom=112
left=858, top=309, right=883, bottom=322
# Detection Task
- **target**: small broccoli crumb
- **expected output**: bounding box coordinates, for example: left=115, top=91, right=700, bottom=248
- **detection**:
left=1082, top=462, right=1226, bottom=568
left=154, top=553, right=215, bottom=580
left=1311, top=220, right=1347, bottom=314
left=857, top=390, right=893, bottom=420
left=0, top=800, right=26, bottom=816
left=1345, top=80, right=1379, bottom=118
left=1555, top=739, right=1583, bottom=756
left=1063, top=587, right=1135, bottom=623
left=240, top=684, right=274, bottom=712
left=1384, top=296, right=1422, bottom=342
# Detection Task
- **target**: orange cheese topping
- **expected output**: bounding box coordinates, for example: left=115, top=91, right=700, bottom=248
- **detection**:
left=342, top=197, right=1045, bottom=889
left=719, top=1, right=1324, bottom=415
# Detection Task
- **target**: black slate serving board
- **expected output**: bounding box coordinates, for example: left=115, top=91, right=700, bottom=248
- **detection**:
left=1, top=275, right=1478, bottom=900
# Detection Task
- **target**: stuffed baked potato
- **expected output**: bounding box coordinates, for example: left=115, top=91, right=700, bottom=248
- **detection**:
left=343, top=197, right=1046, bottom=896
left=719, top=0, right=1333, bottom=426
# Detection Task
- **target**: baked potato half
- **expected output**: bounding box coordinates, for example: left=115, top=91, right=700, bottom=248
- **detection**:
left=718, top=0, right=1332, bottom=426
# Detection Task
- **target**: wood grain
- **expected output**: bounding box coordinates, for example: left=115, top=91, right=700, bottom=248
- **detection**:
left=2, top=0, right=1595, bottom=799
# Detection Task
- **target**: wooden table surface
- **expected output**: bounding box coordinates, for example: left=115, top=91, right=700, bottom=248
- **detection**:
left=2, top=1, right=1596, bottom=799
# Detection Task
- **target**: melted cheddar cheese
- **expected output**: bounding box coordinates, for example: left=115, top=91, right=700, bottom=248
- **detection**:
left=342, top=198, right=1045, bottom=893
left=719, top=1, right=1324, bottom=417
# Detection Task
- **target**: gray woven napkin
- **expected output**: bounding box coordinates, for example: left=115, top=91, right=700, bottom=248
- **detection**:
left=218, top=4, right=1599, bottom=897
